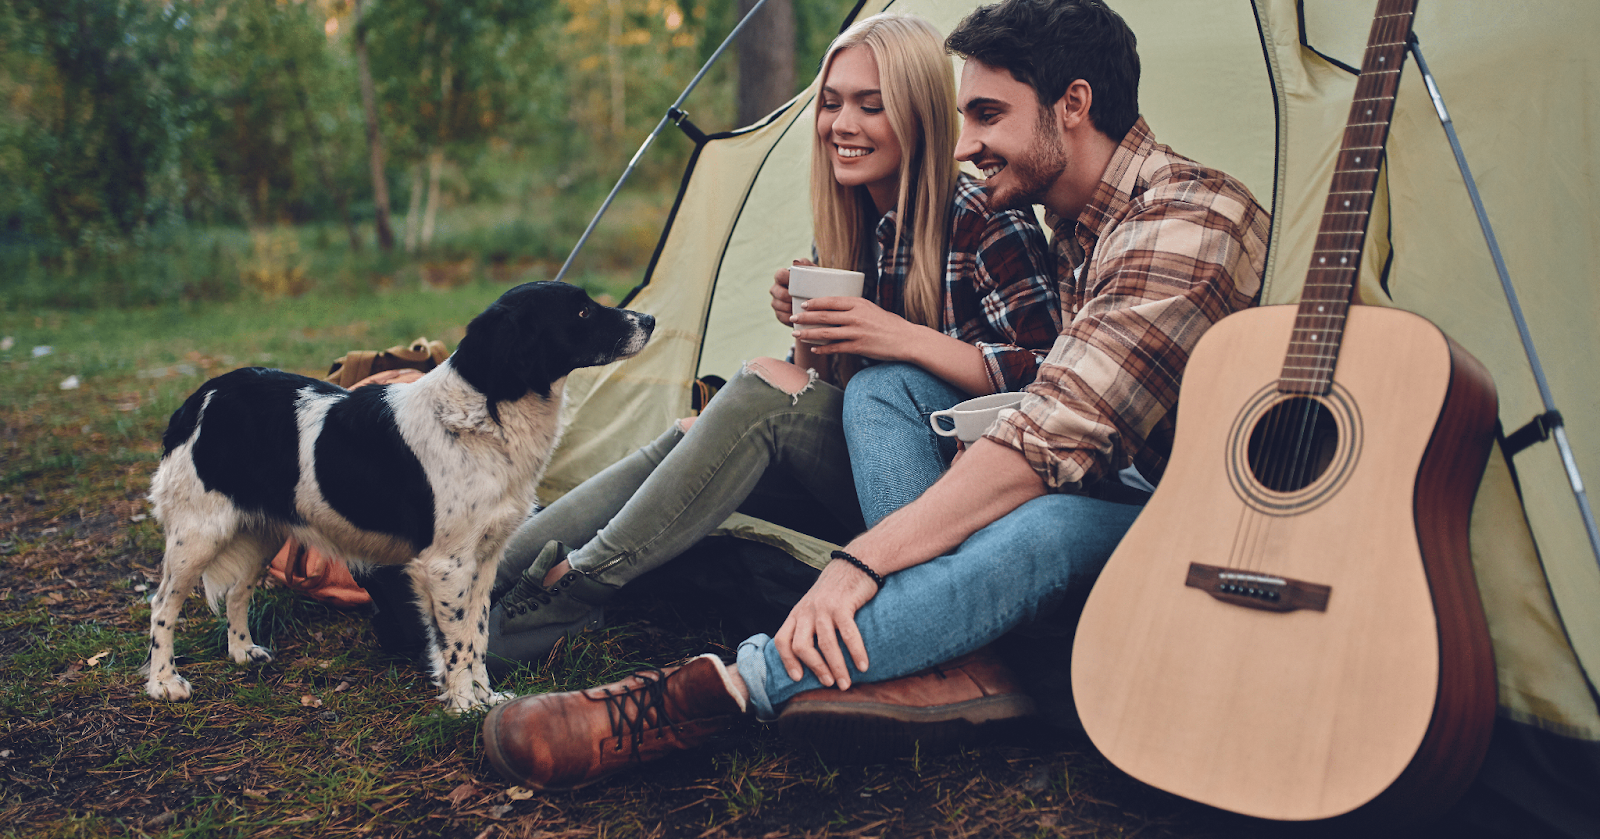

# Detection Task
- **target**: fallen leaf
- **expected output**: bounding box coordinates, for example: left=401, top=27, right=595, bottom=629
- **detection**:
left=445, top=781, right=479, bottom=806
left=86, top=650, right=109, bottom=667
left=333, top=680, right=352, bottom=693
left=505, top=787, right=534, bottom=801
left=299, top=695, right=323, bottom=708
left=243, top=788, right=269, bottom=800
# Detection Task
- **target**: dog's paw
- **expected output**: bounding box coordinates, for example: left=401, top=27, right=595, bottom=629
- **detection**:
left=480, top=689, right=515, bottom=707
left=438, top=689, right=505, bottom=715
left=146, top=675, right=193, bottom=702
left=235, top=645, right=273, bottom=665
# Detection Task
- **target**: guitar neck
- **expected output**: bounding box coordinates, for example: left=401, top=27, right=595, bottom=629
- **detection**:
left=1280, top=0, right=1419, bottom=395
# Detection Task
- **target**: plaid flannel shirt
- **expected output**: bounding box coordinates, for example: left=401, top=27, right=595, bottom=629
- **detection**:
left=864, top=173, right=1060, bottom=392
left=985, top=118, right=1271, bottom=491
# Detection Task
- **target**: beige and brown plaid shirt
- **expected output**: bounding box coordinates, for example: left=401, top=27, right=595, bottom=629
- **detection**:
left=984, top=118, right=1271, bottom=492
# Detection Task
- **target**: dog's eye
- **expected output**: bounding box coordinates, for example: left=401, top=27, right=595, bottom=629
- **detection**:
left=578, top=306, right=592, bottom=319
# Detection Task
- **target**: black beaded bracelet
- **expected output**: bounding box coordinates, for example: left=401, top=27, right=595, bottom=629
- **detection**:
left=830, top=549, right=885, bottom=591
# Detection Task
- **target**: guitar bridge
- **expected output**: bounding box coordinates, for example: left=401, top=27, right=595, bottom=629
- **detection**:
left=1185, top=563, right=1331, bottom=613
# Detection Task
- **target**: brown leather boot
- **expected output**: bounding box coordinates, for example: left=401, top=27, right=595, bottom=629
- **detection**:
left=776, top=647, right=1036, bottom=763
left=481, top=653, right=746, bottom=790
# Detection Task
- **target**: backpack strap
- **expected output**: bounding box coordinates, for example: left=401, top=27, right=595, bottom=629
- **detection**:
left=325, top=337, right=449, bottom=387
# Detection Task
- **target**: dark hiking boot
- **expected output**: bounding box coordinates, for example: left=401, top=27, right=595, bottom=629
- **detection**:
left=775, top=647, right=1036, bottom=763
left=486, top=541, right=613, bottom=677
left=481, top=654, right=746, bottom=790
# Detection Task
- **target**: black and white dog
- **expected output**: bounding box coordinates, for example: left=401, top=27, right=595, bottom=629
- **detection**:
left=144, top=282, right=653, bottom=712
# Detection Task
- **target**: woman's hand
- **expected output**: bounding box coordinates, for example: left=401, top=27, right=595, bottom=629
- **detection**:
left=770, top=259, right=814, bottom=328
left=773, top=558, right=880, bottom=689
left=791, top=297, right=923, bottom=363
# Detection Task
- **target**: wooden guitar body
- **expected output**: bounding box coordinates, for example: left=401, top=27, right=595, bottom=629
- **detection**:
left=1070, top=304, right=1498, bottom=821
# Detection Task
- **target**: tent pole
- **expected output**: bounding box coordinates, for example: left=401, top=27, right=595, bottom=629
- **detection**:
left=1409, top=34, right=1600, bottom=573
left=552, top=0, right=776, bottom=285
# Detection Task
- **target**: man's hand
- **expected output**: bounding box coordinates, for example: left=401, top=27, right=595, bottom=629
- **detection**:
left=771, top=441, right=1048, bottom=691
left=773, top=558, right=880, bottom=690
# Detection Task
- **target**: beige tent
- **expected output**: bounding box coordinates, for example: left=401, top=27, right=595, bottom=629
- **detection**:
left=540, top=0, right=1598, bottom=828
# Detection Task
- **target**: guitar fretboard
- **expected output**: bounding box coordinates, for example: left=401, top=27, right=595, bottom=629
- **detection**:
left=1279, top=0, right=1418, bottom=395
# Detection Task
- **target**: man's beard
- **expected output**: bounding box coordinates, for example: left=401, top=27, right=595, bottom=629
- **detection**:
left=986, top=107, right=1069, bottom=212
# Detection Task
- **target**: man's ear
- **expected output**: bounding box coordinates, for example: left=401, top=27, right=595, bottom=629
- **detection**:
left=1055, top=79, right=1094, bottom=131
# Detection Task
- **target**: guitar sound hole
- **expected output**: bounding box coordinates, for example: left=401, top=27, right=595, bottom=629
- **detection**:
left=1247, top=397, right=1340, bottom=493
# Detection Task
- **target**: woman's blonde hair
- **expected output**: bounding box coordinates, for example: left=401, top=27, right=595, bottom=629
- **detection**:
left=810, top=13, right=958, bottom=329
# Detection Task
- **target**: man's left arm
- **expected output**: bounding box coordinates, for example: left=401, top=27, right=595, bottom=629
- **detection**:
left=772, top=439, right=1045, bottom=689
left=996, top=188, right=1269, bottom=492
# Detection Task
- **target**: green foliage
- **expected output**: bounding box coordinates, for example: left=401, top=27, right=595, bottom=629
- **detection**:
left=0, top=0, right=199, bottom=247
left=0, top=0, right=859, bottom=309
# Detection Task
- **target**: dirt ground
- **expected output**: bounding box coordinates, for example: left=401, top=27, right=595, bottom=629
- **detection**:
left=0, top=491, right=1449, bottom=839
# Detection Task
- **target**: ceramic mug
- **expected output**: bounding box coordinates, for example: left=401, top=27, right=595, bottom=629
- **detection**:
left=929, top=392, right=1027, bottom=444
left=788, top=265, right=865, bottom=344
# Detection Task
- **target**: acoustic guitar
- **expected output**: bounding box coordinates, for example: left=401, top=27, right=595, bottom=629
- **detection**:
left=1069, top=0, right=1497, bottom=821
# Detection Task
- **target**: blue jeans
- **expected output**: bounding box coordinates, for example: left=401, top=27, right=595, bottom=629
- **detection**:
left=842, top=363, right=966, bottom=528
left=735, top=492, right=1143, bottom=719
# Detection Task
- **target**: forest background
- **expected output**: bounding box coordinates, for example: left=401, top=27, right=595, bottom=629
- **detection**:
left=0, top=0, right=855, bottom=311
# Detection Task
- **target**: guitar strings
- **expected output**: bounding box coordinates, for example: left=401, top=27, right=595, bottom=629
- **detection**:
left=1234, top=9, right=1408, bottom=575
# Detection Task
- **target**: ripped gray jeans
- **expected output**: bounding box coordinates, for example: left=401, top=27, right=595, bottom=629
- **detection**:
left=493, top=361, right=866, bottom=595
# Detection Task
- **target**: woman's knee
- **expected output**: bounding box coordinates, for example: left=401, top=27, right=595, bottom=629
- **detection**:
left=743, top=357, right=814, bottom=395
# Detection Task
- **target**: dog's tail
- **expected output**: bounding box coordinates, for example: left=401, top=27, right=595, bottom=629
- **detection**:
left=200, top=537, right=274, bottom=614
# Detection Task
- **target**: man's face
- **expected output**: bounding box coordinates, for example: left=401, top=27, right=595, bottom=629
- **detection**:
left=955, top=60, right=1068, bottom=212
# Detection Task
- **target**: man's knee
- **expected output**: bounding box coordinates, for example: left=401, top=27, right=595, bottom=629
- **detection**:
left=843, top=362, right=943, bottom=422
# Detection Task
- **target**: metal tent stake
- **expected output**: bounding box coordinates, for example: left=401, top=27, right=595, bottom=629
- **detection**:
left=552, top=0, right=775, bottom=285
left=1409, top=35, right=1600, bottom=573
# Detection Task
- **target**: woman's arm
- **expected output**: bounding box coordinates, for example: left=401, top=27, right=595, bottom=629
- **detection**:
left=795, top=304, right=995, bottom=394
left=792, top=180, right=1060, bottom=395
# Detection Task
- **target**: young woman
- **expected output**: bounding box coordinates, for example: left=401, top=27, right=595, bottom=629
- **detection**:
left=484, top=13, right=1061, bottom=670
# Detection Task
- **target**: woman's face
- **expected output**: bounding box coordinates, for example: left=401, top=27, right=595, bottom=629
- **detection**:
left=817, top=45, right=904, bottom=213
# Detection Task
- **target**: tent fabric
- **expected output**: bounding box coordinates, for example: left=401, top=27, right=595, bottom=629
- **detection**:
left=539, top=0, right=1600, bottom=743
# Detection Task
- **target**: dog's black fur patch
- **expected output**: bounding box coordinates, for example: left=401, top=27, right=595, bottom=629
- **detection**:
left=314, top=385, right=435, bottom=552
left=162, top=368, right=344, bottom=522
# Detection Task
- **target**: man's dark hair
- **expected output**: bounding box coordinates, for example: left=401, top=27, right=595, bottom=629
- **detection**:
left=946, top=0, right=1141, bottom=142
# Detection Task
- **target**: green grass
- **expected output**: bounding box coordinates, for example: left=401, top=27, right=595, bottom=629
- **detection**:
left=0, top=229, right=1326, bottom=837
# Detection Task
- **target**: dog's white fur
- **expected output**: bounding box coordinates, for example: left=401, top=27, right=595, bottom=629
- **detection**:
left=144, top=360, right=564, bottom=711
left=144, top=282, right=653, bottom=712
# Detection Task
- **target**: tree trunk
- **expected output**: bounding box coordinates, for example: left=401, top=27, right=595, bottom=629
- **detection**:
left=420, top=38, right=452, bottom=250
left=736, top=0, right=795, bottom=127
left=607, top=0, right=625, bottom=136
left=286, top=59, right=361, bottom=251
left=403, top=160, right=424, bottom=253
left=353, top=0, right=395, bottom=251
left=420, top=148, right=444, bottom=248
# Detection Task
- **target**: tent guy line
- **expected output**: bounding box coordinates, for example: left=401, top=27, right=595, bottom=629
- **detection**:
left=552, top=0, right=779, bottom=286
left=1408, top=33, right=1600, bottom=575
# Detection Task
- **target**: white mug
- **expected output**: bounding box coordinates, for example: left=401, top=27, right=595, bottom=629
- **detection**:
left=929, top=392, right=1027, bottom=444
left=788, top=265, right=865, bottom=345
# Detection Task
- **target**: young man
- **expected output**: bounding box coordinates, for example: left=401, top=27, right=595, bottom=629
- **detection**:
left=479, top=0, right=1271, bottom=791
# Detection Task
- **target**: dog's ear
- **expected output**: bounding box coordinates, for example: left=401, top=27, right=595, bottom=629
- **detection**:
left=451, top=298, right=526, bottom=423
left=453, top=283, right=583, bottom=421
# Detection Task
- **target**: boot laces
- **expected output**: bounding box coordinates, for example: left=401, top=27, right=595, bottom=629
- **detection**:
left=601, top=668, right=677, bottom=755
left=500, top=574, right=554, bottom=616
